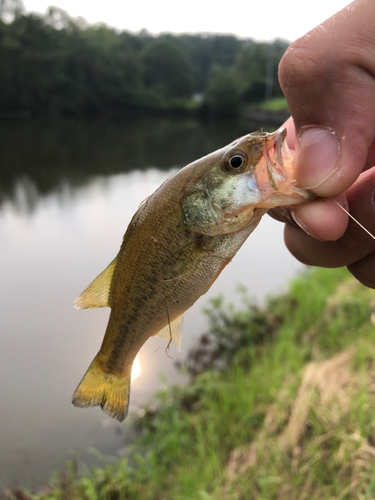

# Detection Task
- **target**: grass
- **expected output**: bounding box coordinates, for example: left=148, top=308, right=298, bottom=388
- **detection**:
left=251, top=96, right=290, bottom=113
left=6, top=266, right=375, bottom=500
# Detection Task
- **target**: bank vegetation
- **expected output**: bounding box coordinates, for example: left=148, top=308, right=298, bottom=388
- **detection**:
left=6, top=266, right=375, bottom=499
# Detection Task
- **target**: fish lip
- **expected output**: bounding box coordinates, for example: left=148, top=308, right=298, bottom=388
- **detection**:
left=253, top=128, right=315, bottom=207
left=264, top=127, right=288, bottom=176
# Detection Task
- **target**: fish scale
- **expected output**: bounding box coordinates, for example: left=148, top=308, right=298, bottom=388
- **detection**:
left=72, top=128, right=314, bottom=422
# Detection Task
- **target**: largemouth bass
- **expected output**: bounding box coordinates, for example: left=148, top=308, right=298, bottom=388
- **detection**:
left=72, top=128, right=313, bottom=422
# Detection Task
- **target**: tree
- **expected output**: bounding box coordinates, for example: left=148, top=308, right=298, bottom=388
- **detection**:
left=0, top=11, right=288, bottom=116
left=177, top=34, right=243, bottom=93
left=142, top=38, right=194, bottom=100
left=206, top=66, right=242, bottom=116
left=235, top=40, right=288, bottom=102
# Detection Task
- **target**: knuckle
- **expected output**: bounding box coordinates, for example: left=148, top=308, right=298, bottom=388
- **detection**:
left=279, top=44, right=335, bottom=95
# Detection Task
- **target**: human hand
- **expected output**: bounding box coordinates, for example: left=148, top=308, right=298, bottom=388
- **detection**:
left=275, top=0, right=375, bottom=288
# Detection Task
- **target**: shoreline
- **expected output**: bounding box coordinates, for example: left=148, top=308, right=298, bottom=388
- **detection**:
left=0, top=105, right=290, bottom=126
left=6, top=267, right=375, bottom=499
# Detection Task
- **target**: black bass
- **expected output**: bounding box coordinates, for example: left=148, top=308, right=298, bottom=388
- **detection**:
left=72, top=128, right=313, bottom=422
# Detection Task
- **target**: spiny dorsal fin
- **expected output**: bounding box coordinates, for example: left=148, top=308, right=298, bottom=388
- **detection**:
left=155, top=315, right=183, bottom=351
left=74, top=258, right=117, bottom=309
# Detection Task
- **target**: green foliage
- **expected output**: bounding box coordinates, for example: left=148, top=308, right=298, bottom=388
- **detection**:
left=234, top=40, right=288, bottom=103
left=182, top=286, right=292, bottom=375
left=12, top=267, right=375, bottom=500
left=142, top=37, right=194, bottom=99
left=0, top=10, right=289, bottom=116
left=257, top=96, right=289, bottom=112
left=205, top=66, right=242, bottom=116
left=179, top=34, right=243, bottom=92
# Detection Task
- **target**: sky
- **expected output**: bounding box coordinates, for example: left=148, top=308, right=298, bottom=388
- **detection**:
left=22, top=0, right=354, bottom=42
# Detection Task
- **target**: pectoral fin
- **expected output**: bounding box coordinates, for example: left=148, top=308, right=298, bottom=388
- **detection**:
left=74, top=258, right=117, bottom=309
left=163, top=239, right=210, bottom=281
left=155, top=315, right=183, bottom=351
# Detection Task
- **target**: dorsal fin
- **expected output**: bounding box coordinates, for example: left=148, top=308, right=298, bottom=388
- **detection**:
left=74, top=258, right=117, bottom=309
left=155, top=315, right=183, bottom=351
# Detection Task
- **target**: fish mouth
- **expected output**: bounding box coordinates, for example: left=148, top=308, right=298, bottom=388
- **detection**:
left=253, top=128, right=315, bottom=209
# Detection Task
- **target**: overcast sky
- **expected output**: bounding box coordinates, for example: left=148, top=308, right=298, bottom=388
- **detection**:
left=22, top=0, right=353, bottom=41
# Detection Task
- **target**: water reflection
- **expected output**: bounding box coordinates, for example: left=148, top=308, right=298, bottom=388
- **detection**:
left=0, top=117, right=305, bottom=492
left=131, top=357, right=141, bottom=381
left=0, top=116, right=262, bottom=211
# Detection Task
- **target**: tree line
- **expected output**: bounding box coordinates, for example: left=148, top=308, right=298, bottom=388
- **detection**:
left=0, top=2, right=289, bottom=116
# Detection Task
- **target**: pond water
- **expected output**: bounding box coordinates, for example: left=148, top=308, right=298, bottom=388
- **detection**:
left=0, top=116, right=305, bottom=492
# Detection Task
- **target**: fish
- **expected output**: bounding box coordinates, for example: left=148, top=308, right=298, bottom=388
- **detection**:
left=72, top=128, right=314, bottom=422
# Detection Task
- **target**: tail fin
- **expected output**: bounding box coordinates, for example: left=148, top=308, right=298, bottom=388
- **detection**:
left=72, top=355, right=131, bottom=422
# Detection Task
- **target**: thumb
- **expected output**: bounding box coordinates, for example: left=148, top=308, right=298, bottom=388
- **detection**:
left=279, top=0, right=375, bottom=198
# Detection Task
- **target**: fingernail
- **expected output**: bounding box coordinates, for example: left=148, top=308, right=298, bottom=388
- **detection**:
left=290, top=209, right=314, bottom=237
left=294, top=127, right=339, bottom=190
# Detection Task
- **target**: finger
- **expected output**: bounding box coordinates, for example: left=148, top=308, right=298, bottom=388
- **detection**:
left=275, top=118, right=349, bottom=242
left=364, top=135, right=375, bottom=171
left=348, top=253, right=375, bottom=289
left=279, top=0, right=375, bottom=198
left=290, top=194, right=348, bottom=241
left=283, top=168, right=375, bottom=268
left=281, top=116, right=296, bottom=152
left=282, top=116, right=375, bottom=175
left=269, top=193, right=348, bottom=241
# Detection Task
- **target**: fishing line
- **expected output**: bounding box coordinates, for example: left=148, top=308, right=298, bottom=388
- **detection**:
left=150, top=235, right=174, bottom=358
left=333, top=200, right=375, bottom=240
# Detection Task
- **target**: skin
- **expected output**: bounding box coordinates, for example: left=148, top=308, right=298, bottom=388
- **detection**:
left=274, top=0, right=375, bottom=288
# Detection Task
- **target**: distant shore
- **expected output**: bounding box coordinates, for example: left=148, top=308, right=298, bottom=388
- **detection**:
left=244, top=107, right=289, bottom=125
left=0, top=97, right=290, bottom=125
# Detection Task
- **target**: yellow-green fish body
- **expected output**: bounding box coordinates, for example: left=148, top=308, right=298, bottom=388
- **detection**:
left=72, top=129, right=313, bottom=421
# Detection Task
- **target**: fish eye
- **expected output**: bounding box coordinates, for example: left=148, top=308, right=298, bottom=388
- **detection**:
left=229, top=156, right=244, bottom=169
left=221, top=150, right=248, bottom=173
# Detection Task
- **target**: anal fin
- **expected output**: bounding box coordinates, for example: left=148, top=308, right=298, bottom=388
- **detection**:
left=155, top=315, right=183, bottom=351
